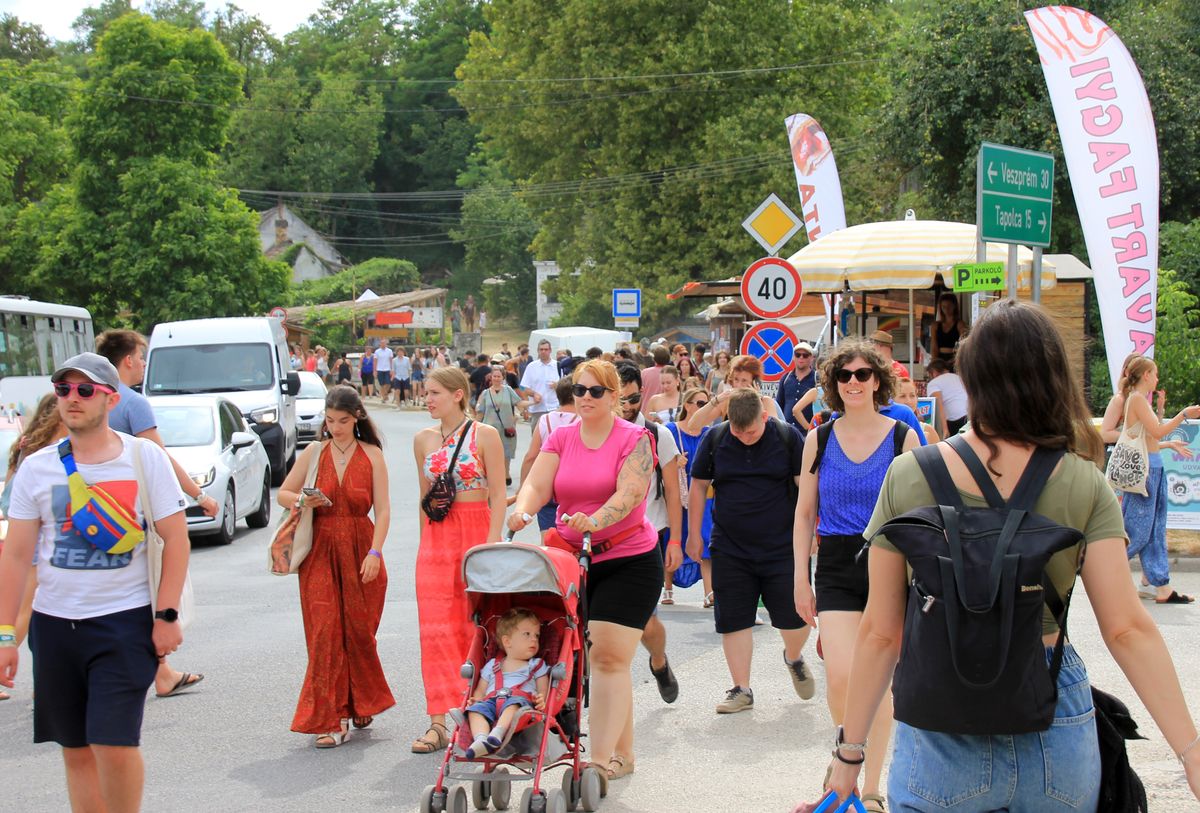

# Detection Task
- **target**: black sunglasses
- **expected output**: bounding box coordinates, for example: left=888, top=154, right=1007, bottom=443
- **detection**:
left=835, top=368, right=875, bottom=384
left=54, top=381, right=114, bottom=399
left=572, top=384, right=612, bottom=399
left=691, top=400, right=709, bottom=408
left=618, top=391, right=642, bottom=405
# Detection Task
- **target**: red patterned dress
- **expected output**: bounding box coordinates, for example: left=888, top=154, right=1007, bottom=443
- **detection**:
left=418, top=422, right=491, bottom=715
left=292, top=444, right=395, bottom=733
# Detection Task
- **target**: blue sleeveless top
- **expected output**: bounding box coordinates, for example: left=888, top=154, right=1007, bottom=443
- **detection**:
left=817, top=422, right=897, bottom=536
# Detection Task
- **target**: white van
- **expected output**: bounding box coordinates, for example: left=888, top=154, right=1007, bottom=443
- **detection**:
left=145, top=317, right=301, bottom=485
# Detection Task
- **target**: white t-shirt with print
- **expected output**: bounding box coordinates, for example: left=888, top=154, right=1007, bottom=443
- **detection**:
left=7, top=433, right=186, bottom=620
left=632, top=414, right=679, bottom=533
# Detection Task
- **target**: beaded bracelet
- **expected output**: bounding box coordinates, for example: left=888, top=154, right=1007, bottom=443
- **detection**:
left=1179, top=734, right=1200, bottom=764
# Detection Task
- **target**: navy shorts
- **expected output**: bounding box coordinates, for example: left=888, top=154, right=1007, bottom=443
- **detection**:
left=28, top=605, right=157, bottom=747
left=711, top=549, right=807, bottom=634
left=376, top=370, right=391, bottom=387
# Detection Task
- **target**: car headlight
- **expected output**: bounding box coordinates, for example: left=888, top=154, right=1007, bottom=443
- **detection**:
left=250, top=407, right=278, bottom=424
left=313, top=410, right=325, bottom=427
left=190, top=467, right=215, bottom=488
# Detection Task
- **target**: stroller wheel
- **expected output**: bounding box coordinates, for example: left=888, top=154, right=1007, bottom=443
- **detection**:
left=579, top=767, right=604, bottom=811
left=490, top=767, right=511, bottom=810
left=449, top=785, right=469, bottom=813
left=420, top=784, right=445, bottom=813
left=471, top=778, right=490, bottom=810
left=518, top=788, right=533, bottom=813
left=560, top=768, right=581, bottom=811
left=546, top=788, right=568, bottom=813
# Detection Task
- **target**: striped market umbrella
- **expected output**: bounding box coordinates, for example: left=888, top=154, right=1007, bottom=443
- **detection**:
left=784, top=219, right=1056, bottom=293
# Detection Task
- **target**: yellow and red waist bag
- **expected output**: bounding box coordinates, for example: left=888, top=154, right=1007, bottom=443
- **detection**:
left=58, top=439, right=144, bottom=554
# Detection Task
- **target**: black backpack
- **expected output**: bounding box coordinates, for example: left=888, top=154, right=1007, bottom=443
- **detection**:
left=871, top=434, right=1086, bottom=735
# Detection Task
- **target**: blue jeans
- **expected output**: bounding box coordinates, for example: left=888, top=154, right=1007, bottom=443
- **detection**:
left=1124, top=455, right=1169, bottom=587
left=887, top=645, right=1099, bottom=812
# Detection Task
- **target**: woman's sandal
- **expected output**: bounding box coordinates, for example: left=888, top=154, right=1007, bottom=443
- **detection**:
left=315, top=720, right=350, bottom=749
left=411, top=721, right=450, bottom=754
left=862, top=793, right=886, bottom=813
left=352, top=716, right=373, bottom=729
left=606, top=754, right=635, bottom=780
left=703, top=592, right=715, bottom=609
left=660, top=589, right=674, bottom=606
left=1156, top=590, right=1195, bottom=604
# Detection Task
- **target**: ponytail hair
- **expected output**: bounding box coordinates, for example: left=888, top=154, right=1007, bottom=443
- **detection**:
left=322, top=385, right=383, bottom=447
left=1118, top=356, right=1155, bottom=399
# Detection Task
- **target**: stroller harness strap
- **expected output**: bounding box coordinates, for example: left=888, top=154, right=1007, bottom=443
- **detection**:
left=484, top=657, right=544, bottom=707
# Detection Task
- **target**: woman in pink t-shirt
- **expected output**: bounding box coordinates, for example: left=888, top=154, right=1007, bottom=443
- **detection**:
left=509, top=359, right=661, bottom=785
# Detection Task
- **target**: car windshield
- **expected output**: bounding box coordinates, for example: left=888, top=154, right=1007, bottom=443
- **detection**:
left=298, top=376, right=327, bottom=399
left=146, top=343, right=275, bottom=394
left=155, top=406, right=215, bottom=447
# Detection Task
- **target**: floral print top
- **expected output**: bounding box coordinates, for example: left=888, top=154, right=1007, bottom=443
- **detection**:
left=423, top=422, right=486, bottom=492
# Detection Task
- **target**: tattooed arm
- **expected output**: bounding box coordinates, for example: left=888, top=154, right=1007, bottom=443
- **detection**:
left=587, top=435, right=653, bottom=530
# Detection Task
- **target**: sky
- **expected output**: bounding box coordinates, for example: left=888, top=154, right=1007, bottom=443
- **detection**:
left=0, top=1, right=327, bottom=42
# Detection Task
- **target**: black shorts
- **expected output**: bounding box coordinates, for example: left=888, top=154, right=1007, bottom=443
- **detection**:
left=815, top=534, right=871, bottom=613
left=587, top=548, right=663, bottom=630
left=711, top=549, right=806, bottom=634
left=29, top=605, right=157, bottom=747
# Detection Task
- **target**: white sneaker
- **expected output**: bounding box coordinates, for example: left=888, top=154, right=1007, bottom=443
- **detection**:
left=753, top=612, right=765, bottom=626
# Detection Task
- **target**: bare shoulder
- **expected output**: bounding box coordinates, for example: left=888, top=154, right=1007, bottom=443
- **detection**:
left=362, top=443, right=387, bottom=465
left=412, top=425, right=440, bottom=451
left=474, top=421, right=502, bottom=444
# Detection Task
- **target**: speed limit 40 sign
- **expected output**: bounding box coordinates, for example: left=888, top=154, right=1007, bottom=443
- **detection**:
left=740, top=257, right=803, bottom=319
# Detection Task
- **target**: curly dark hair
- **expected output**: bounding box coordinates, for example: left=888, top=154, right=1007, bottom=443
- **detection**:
left=956, top=299, right=1103, bottom=469
left=819, top=339, right=896, bottom=414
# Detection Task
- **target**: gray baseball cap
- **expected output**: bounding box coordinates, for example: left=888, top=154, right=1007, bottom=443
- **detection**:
left=51, top=352, right=121, bottom=391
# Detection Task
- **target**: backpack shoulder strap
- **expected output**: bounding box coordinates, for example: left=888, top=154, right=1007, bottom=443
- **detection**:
left=1006, top=446, right=1067, bottom=513
left=913, top=443, right=964, bottom=508
left=891, top=421, right=910, bottom=457
left=706, top=421, right=729, bottom=480
left=809, top=419, right=836, bottom=474
left=945, top=434, right=1005, bottom=508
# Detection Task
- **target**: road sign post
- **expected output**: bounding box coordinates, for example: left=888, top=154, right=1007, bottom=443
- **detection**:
left=977, top=142, right=1054, bottom=301
left=740, top=257, right=803, bottom=320
left=742, top=193, right=804, bottom=257
left=740, top=321, right=799, bottom=383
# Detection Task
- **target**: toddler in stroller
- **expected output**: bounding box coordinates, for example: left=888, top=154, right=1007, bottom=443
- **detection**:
left=462, top=608, right=551, bottom=757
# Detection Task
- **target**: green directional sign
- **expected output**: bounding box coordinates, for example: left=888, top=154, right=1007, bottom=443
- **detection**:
left=951, top=262, right=1005, bottom=292
left=977, top=142, right=1054, bottom=248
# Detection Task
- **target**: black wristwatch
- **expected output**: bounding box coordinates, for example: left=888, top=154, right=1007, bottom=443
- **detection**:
left=155, top=608, right=179, bottom=623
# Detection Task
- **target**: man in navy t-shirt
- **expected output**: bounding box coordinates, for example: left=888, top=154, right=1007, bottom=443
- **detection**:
left=688, top=389, right=815, bottom=714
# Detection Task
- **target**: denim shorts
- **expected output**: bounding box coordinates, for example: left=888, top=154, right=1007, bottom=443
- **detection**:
left=888, top=644, right=1100, bottom=812
left=466, top=695, right=531, bottom=725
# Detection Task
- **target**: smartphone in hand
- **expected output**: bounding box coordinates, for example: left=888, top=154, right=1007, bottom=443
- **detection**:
left=301, top=486, right=332, bottom=507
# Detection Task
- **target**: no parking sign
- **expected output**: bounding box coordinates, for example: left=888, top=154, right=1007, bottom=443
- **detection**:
left=740, top=321, right=799, bottom=383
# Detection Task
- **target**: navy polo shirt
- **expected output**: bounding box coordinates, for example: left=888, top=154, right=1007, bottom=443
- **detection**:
left=690, top=419, right=804, bottom=562
left=776, top=367, right=817, bottom=429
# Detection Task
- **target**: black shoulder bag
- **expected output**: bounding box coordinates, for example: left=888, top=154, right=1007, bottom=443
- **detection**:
left=422, top=421, right=472, bottom=522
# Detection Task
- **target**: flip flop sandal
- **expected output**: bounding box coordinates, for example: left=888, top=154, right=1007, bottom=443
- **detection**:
left=703, top=592, right=715, bottom=609
left=1156, top=590, right=1195, bottom=604
left=411, top=722, right=450, bottom=753
left=352, top=716, right=373, bottom=729
left=156, top=672, right=204, bottom=698
left=660, top=589, right=674, bottom=606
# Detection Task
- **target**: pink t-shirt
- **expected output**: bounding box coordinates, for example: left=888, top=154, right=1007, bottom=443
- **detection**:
left=541, top=419, right=658, bottom=564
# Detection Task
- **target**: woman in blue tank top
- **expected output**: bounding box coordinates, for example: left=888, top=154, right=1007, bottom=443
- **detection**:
left=792, top=339, right=919, bottom=812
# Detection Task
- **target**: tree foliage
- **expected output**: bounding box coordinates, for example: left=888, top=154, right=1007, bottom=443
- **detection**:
left=290, top=257, right=420, bottom=306
left=1153, top=270, right=1200, bottom=410
left=0, top=14, right=53, bottom=63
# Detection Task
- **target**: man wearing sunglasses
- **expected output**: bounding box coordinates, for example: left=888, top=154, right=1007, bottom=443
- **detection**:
left=776, top=341, right=818, bottom=435
left=0, top=353, right=189, bottom=813
left=96, top=330, right=212, bottom=699
left=615, top=362, right=683, bottom=704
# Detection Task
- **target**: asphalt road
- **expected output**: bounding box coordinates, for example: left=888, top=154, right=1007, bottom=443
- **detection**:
left=4, top=404, right=1199, bottom=811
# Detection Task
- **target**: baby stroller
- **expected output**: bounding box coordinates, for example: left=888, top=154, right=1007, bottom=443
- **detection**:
left=420, top=534, right=606, bottom=813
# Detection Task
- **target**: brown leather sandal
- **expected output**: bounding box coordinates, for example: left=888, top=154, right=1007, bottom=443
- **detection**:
left=411, top=721, right=449, bottom=754
left=862, top=793, right=886, bottom=813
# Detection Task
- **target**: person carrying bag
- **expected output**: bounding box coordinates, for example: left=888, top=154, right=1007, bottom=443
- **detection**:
left=814, top=301, right=1200, bottom=812
left=269, top=440, right=327, bottom=575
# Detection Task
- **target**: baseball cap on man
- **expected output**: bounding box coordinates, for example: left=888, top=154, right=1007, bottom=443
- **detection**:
left=490, top=353, right=506, bottom=364
left=52, top=352, right=121, bottom=391
left=794, top=341, right=814, bottom=356
left=869, top=330, right=894, bottom=346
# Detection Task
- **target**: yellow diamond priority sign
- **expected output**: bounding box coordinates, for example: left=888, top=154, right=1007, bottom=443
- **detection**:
left=742, top=193, right=803, bottom=256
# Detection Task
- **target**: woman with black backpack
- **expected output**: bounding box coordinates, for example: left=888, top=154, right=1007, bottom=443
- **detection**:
left=822, top=301, right=1200, bottom=810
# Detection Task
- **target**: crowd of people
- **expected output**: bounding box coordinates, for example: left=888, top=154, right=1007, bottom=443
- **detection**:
left=3, top=301, right=1200, bottom=812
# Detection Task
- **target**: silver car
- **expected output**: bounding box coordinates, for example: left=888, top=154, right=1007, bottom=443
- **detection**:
left=295, top=371, right=328, bottom=447
left=150, top=395, right=272, bottom=545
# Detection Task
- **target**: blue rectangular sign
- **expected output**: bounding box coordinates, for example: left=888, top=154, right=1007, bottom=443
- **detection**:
left=1164, top=420, right=1200, bottom=530
left=612, top=288, right=641, bottom=319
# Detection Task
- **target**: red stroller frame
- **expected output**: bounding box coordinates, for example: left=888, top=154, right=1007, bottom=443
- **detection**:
left=421, top=534, right=607, bottom=813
